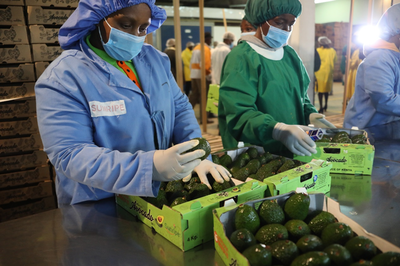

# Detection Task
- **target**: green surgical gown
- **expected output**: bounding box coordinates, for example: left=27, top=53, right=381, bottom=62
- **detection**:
left=218, top=41, right=317, bottom=156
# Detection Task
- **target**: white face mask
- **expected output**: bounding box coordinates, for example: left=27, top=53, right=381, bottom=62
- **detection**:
left=241, top=32, right=256, bottom=37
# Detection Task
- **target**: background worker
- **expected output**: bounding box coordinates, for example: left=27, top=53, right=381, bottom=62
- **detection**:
left=163, top=38, right=177, bottom=80
left=218, top=0, right=335, bottom=158
left=35, top=0, right=230, bottom=205
left=344, top=4, right=400, bottom=129
left=211, top=31, right=235, bottom=85
left=315, top=36, right=337, bottom=114
left=181, top=41, right=194, bottom=96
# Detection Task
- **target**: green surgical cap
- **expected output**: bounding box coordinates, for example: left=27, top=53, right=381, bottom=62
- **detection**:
left=244, top=0, right=302, bottom=26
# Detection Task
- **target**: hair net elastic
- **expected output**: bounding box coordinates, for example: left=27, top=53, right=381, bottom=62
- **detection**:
left=166, top=38, right=175, bottom=47
left=59, top=0, right=167, bottom=50
left=223, top=31, right=235, bottom=41
left=244, top=0, right=302, bottom=27
left=318, top=36, right=332, bottom=45
left=377, top=3, right=400, bottom=41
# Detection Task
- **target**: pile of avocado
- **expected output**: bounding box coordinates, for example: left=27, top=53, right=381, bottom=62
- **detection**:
left=215, top=147, right=303, bottom=182
left=230, top=192, right=400, bottom=266
left=316, top=131, right=368, bottom=144
left=143, top=174, right=235, bottom=209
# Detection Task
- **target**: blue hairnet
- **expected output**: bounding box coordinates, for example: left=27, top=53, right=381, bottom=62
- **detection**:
left=377, top=3, right=400, bottom=41
left=244, top=0, right=302, bottom=27
left=59, top=0, right=167, bottom=50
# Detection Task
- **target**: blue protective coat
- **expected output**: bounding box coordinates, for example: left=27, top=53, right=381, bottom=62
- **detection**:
left=343, top=46, right=400, bottom=129
left=35, top=0, right=201, bottom=205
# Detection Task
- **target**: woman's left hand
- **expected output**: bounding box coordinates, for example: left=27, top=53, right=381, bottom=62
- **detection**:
left=183, top=160, right=231, bottom=189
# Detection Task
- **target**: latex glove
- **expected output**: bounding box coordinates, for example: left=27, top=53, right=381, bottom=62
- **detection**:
left=309, top=113, right=336, bottom=128
left=153, top=140, right=204, bottom=182
left=183, top=160, right=231, bottom=189
left=272, top=123, right=317, bottom=156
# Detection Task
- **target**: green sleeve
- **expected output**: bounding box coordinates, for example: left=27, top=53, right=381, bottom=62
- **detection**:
left=218, top=50, right=278, bottom=148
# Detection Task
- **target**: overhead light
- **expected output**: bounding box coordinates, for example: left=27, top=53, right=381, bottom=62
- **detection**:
left=355, top=25, right=380, bottom=45
left=315, top=0, right=335, bottom=4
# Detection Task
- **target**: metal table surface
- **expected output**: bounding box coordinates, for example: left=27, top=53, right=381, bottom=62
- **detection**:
left=1, top=123, right=400, bottom=266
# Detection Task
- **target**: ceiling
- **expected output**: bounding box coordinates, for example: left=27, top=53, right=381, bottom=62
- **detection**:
left=156, top=0, right=247, bottom=9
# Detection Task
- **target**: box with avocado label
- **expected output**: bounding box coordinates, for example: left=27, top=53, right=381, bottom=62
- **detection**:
left=294, top=127, right=375, bottom=175
left=116, top=179, right=268, bottom=252
left=213, top=191, right=400, bottom=266
left=213, top=146, right=332, bottom=197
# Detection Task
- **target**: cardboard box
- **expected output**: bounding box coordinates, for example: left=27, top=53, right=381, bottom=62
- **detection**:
left=213, top=192, right=400, bottom=266
left=0, top=180, right=53, bottom=205
left=25, top=0, right=79, bottom=8
left=206, top=84, right=219, bottom=115
left=116, top=180, right=269, bottom=251
left=35, top=61, right=50, bottom=79
left=0, top=117, right=39, bottom=137
left=29, top=25, right=60, bottom=44
left=0, top=133, right=43, bottom=155
left=32, top=44, right=63, bottom=62
left=330, top=174, right=372, bottom=206
left=2, top=0, right=24, bottom=5
left=27, top=6, right=74, bottom=25
left=0, top=166, right=51, bottom=189
left=0, top=99, right=36, bottom=119
left=0, top=45, right=32, bottom=64
left=294, top=128, right=375, bottom=175
left=0, top=26, right=29, bottom=45
left=0, top=196, right=56, bottom=223
left=0, top=6, right=25, bottom=26
left=0, top=64, right=35, bottom=83
left=0, top=83, right=35, bottom=103
left=0, top=150, right=48, bottom=173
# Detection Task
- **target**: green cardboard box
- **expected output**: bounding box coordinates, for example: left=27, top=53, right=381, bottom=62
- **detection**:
left=206, top=84, right=219, bottom=115
left=294, top=128, right=375, bottom=175
left=116, top=179, right=268, bottom=252
left=330, top=173, right=372, bottom=206
left=213, top=191, right=400, bottom=266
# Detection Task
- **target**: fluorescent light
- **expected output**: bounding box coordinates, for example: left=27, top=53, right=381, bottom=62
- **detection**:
left=355, top=26, right=380, bottom=45
left=315, top=0, right=335, bottom=4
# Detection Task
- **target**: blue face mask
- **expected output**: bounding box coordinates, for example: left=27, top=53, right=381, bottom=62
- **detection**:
left=261, top=21, right=292, bottom=49
left=99, top=18, right=146, bottom=61
left=229, top=42, right=234, bottom=49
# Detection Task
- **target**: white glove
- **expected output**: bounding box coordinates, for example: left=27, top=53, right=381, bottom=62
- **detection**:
left=309, top=113, right=336, bottom=128
left=153, top=140, right=205, bottom=182
left=183, top=160, right=231, bottom=189
left=272, top=122, right=317, bottom=156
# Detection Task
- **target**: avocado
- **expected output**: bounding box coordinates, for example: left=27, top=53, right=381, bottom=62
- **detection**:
left=316, top=135, right=331, bottom=143
left=258, top=152, right=274, bottom=165
left=256, top=158, right=285, bottom=180
left=270, top=240, right=299, bottom=266
left=371, top=251, right=400, bottom=266
left=188, top=183, right=210, bottom=199
left=345, top=236, right=377, bottom=261
left=184, top=137, right=211, bottom=160
left=229, top=228, right=257, bottom=252
left=155, top=189, right=169, bottom=209
left=284, top=193, right=310, bottom=221
left=349, top=260, right=373, bottom=265
left=255, top=224, right=288, bottom=245
left=277, top=160, right=296, bottom=173
left=284, top=220, right=311, bottom=241
left=235, top=204, right=261, bottom=235
left=247, top=159, right=262, bottom=174
left=321, top=222, right=353, bottom=246
left=183, top=176, right=201, bottom=191
left=212, top=154, right=221, bottom=164
left=332, top=131, right=350, bottom=142
left=212, top=179, right=232, bottom=192
left=242, top=244, right=272, bottom=266
left=219, top=154, right=233, bottom=168
left=296, top=234, right=324, bottom=253
left=170, top=196, right=187, bottom=207
left=165, top=180, right=186, bottom=202
left=324, top=244, right=353, bottom=266
left=351, top=134, right=367, bottom=144
left=230, top=165, right=241, bottom=176
left=308, top=211, right=337, bottom=235
left=232, top=152, right=251, bottom=168
left=232, top=166, right=250, bottom=181
left=290, top=251, right=331, bottom=266
left=247, top=147, right=259, bottom=159
left=258, top=199, right=285, bottom=225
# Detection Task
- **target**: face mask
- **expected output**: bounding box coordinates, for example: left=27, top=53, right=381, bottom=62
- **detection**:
left=229, top=42, right=234, bottom=49
left=99, top=18, right=146, bottom=61
left=261, top=21, right=292, bottom=49
left=241, top=31, right=256, bottom=37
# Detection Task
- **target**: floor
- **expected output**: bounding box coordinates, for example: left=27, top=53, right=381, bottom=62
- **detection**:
left=195, top=82, right=346, bottom=137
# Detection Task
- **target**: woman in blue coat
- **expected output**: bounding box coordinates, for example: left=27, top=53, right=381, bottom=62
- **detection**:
left=35, top=0, right=230, bottom=205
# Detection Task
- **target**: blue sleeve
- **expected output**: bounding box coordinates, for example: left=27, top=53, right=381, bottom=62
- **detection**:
left=362, top=52, right=400, bottom=116
left=35, top=70, right=159, bottom=198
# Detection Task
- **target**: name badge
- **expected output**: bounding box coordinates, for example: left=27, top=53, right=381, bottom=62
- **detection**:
left=89, top=100, right=127, bottom=117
